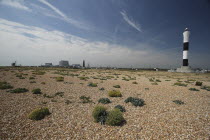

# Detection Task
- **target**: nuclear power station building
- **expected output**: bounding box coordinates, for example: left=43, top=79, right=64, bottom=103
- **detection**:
left=59, top=60, right=69, bottom=67
left=176, top=28, right=194, bottom=73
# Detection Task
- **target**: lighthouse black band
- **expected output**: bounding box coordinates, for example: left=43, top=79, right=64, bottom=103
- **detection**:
left=183, top=59, right=188, bottom=66
left=183, top=42, right=189, bottom=50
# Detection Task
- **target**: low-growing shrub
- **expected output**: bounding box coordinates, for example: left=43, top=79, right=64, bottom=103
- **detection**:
left=55, top=92, right=64, bottom=97
left=201, top=85, right=210, bottom=91
left=51, top=99, right=57, bottom=102
left=113, top=85, right=121, bottom=88
left=189, top=88, right=200, bottom=91
left=80, top=96, right=92, bottom=103
left=173, top=100, right=185, bottom=105
left=41, top=82, right=46, bottom=85
left=156, top=79, right=161, bottom=82
left=32, top=71, right=45, bottom=75
left=108, top=90, right=122, bottom=97
left=174, top=82, right=187, bottom=87
left=88, top=82, right=98, bottom=87
left=28, top=107, right=50, bottom=120
left=92, top=106, right=108, bottom=124
left=30, top=81, right=36, bottom=83
left=151, top=82, right=158, bottom=85
left=99, top=87, right=105, bottom=90
left=65, top=100, right=72, bottom=105
left=56, top=77, right=64, bottom=82
left=10, top=88, right=28, bottom=93
left=32, top=88, right=41, bottom=94
left=124, top=97, right=134, bottom=103
left=106, top=109, right=125, bottom=126
left=29, top=77, right=35, bottom=80
left=195, top=81, right=202, bottom=86
left=43, top=94, right=54, bottom=98
left=0, top=82, right=13, bottom=90
left=132, top=81, right=138, bottom=84
left=114, top=105, right=126, bottom=112
left=98, top=98, right=111, bottom=104
left=79, top=76, right=89, bottom=80
left=124, top=97, right=145, bottom=107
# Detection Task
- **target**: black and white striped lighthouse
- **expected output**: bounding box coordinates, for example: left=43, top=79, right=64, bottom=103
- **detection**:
left=183, top=28, right=190, bottom=66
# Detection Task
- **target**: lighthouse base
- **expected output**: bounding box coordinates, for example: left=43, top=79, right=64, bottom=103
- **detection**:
left=176, top=66, right=194, bottom=73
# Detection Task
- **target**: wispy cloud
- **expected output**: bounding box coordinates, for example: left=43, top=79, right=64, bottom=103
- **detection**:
left=0, top=18, right=193, bottom=68
left=0, top=0, right=31, bottom=11
left=120, top=10, right=142, bottom=32
left=38, top=0, right=91, bottom=30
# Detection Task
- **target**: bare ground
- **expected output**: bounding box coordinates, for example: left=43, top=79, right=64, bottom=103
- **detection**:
left=0, top=67, right=209, bottom=139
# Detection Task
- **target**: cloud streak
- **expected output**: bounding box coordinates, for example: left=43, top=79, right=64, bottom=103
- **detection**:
left=0, top=0, right=31, bottom=11
left=38, top=0, right=91, bottom=30
left=1, top=18, right=208, bottom=68
left=120, top=10, right=142, bottom=32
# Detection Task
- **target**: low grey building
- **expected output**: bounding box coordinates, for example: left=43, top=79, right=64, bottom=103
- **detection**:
left=59, top=60, right=69, bottom=67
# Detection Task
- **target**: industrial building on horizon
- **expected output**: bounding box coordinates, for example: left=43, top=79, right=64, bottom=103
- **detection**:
left=59, top=60, right=69, bottom=67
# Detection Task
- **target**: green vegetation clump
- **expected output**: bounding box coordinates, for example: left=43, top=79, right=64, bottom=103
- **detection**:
left=174, top=82, right=187, bottom=87
left=56, top=77, right=64, bottom=82
left=113, top=85, right=121, bottom=88
left=30, top=81, right=36, bottom=83
left=151, top=82, right=158, bottom=85
left=88, top=82, right=98, bottom=87
left=98, top=98, right=111, bottom=104
left=114, top=105, right=126, bottom=112
left=173, top=100, right=185, bottom=105
left=108, top=90, right=122, bottom=97
left=92, top=106, right=108, bottom=124
left=28, top=107, right=50, bottom=120
left=156, top=79, right=161, bottom=82
left=106, top=109, right=125, bottom=126
left=10, top=88, right=28, bottom=93
left=51, top=99, right=57, bottom=102
left=195, top=81, right=202, bottom=86
left=189, top=88, right=200, bottom=91
left=54, top=92, right=64, bottom=97
left=65, top=100, right=72, bottom=104
left=32, top=88, right=42, bottom=94
left=132, top=81, right=138, bottom=84
left=29, top=77, right=35, bottom=80
left=0, top=82, right=13, bottom=90
left=79, top=76, right=89, bottom=80
left=43, top=94, right=54, bottom=98
left=125, top=97, right=145, bottom=107
left=80, top=96, right=93, bottom=103
left=99, top=87, right=105, bottom=90
left=201, top=85, right=210, bottom=91
left=41, top=82, right=46, bottom=85
left=32, top=71, right=45, bottom=75
left=43, top=92, right=64, bottom=98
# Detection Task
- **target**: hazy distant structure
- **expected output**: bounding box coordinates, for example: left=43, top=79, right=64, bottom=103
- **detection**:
left=72, top=64, right=81, bottom=68
left=176, top=28, right=194, bottom=73
left=59, top=60, right=69, bottom=67
left=45, top=63, right=53, bottom=67
left=83, top=60, right=85, bottom=67
left=11, top=61, right=16, bottom=67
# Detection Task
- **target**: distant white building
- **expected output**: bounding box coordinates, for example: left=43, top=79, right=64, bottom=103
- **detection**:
left=59, top=60, right=69, bottom=67
left=72, top=64, right=81, bottom=68
left=45, top=63, right=53, bottom=67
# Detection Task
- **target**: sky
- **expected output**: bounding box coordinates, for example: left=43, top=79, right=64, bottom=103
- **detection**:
left=0, top=0, right=210, bottom=69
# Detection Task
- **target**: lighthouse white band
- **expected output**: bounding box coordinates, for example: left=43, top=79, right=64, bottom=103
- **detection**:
left=183, top=31, right=190, bottom=43
left=183, top=51, right=188, bottom=59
